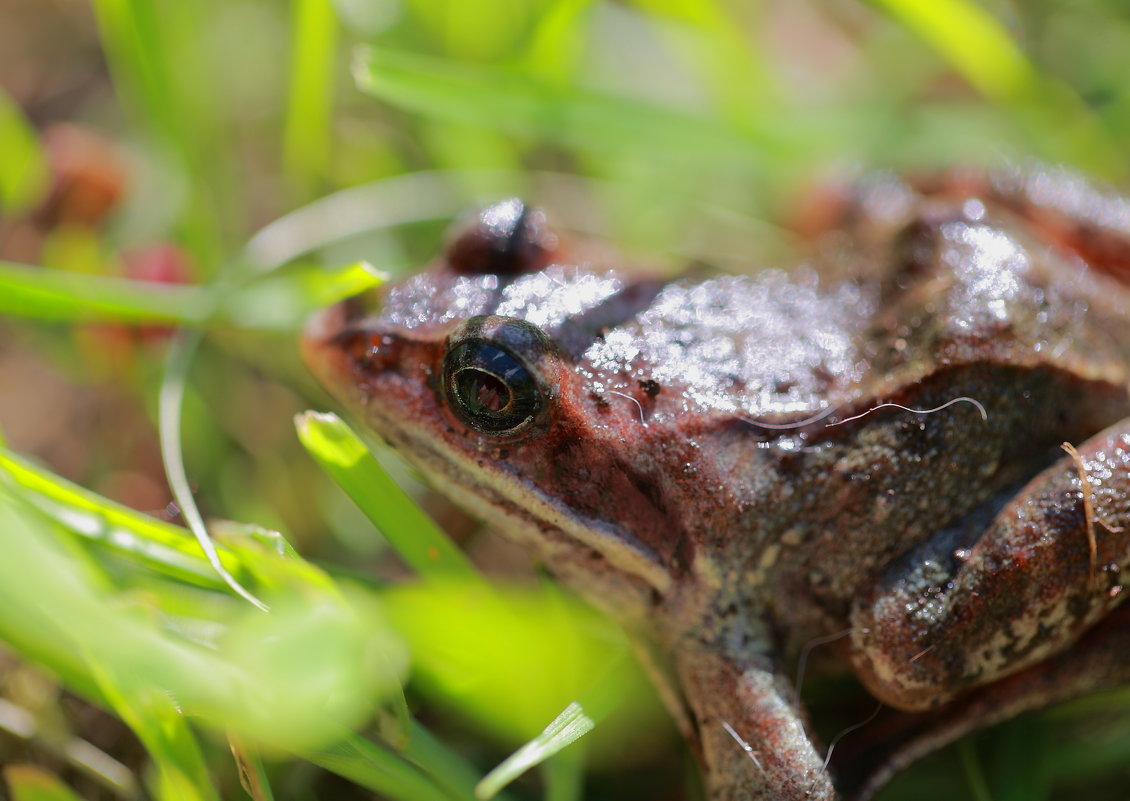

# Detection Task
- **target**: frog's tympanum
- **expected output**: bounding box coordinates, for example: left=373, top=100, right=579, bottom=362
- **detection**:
left=304, top=170, right=1130, bottom=800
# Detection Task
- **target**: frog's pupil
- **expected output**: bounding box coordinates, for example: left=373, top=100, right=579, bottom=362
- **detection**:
left=459, top=368, right=510, bottom=413
left=443, top=338, right=542, bottom=434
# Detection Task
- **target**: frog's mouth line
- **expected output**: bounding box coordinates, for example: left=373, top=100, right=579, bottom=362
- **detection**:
left=362, top=395, right=674, bottom=598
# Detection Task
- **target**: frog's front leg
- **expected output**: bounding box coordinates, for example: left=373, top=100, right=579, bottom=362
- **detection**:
left=676, top=642, right=835, bottom=800
left=850, top=418, right=1130, bottom=711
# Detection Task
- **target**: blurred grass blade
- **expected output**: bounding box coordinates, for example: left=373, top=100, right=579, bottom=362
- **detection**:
left=285, top=0, right=338, bottom=192
left=868, top=0, right=1037, bottom=100
left=0, top=260, right=213, bottom=324
left=542, top=744, right=585, bottom=801
left=522, top=0, right=598, bottom=82
left=211, top=519, right=339, bottom=598
left=381, top=583, right=661, bottom=763
left=5, top=765, right=87, bottom=801
left=160, top=333, right=267, bottom=612
left=243, top=170, right=462, bottom=271
left=0, top=700, right=137, bottom=798
left=396, top=720, right=515, bottom=801
left=308, top=734, right=469, bottom=801
left=868, top=0, right=1126, bottom=176
left=0, top=445, right=243, bottom=589
left=227, top=261, right=384, bottom=329
left=229, top=736, right=276, bottom=801
left=0, top=492, right=225, bottom=712
left=0, top=492, right=401, bottom=750
left=475, top=703, right=593, bottom=800
left=957, top=737, right=994, bottom=801
left=296, top=412, right=482, bottom=583
left=629, top=0, right=774, bottom=125
left=90, top=0, right=178, bottom=140
left=353, top=47, right=785, bottom=169
left=91, top=660, right=220, bottom=801
left=0, top=259, right=381, bottom=329
left=0, top=89, right=49, bottom=214
left=90, top=0, right=223, bottom=265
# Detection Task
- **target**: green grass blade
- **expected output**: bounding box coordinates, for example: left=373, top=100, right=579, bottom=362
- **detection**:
left=0, top=260, right=214, bottom=324
left=352, top=47, right=786, bottom=169
left=521, top=0, right=598, bottom=82
left=243, top=170, right=462, bottom=271
left=868, top=0, right=1036, bottom=101
left=89, top=0, right=178, bottom=141
left=229, top=737, right=276, bottom=801
left=296, top=412, right=483, bottom=583
left=475, top=703, right=594, bottom=800
left=956, top=737, right=993, bottom=801
left=0, top=89, right=49, bottom=214
left=89, top=0, right=224, bottom=265
left=308, top=734, right=467, bottom=801
left=475, top=656, right=628, bottom=799
left=226, top=261, right=384, bottom=329
left=542, top=745, right=585, bottom=801
left=399, top=720, right=516, bottom=801
left=91, top=660, right=220, bottom=801
left=285, top=0, right=339, bottom=193
left=0, top=446, right=243, bottom=589
left=629, top=0, right=775, bottom=125
left=869, top=0, right=1126, bottom=177
left=0, top=259, right=380, bottom=329
left=0, top=491, right=402, bottom=750
left=160, top=333, right=267, bottom=611
left=211, top=519, right=339, bottom=598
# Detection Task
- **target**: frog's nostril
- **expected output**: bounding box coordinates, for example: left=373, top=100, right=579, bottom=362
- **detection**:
left=312, top=326, right=403, bottom=376
left=446, top=198, right=558, bottom=277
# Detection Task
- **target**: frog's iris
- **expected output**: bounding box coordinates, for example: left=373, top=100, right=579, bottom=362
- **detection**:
left=444, top=340, right=541, bottom=434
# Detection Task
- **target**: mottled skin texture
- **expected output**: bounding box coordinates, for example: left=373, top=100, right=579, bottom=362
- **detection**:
left=303, top=173, right=1130, bottom=800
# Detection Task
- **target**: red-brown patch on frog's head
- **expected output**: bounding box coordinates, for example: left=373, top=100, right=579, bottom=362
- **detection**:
left=302, top=214, right=690, bottom=596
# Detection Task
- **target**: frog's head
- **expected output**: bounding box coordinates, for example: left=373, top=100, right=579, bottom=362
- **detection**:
left=303, top=201, right=696, bottom=602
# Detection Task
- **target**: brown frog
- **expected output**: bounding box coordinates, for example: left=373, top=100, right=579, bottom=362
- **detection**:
left=303, top=169, right=1130, bottom=800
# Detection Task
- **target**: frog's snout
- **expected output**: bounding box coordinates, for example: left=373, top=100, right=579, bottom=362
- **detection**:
left=303, top=297, right=349, bottom=349
left=302, top=294, right=390, bottom=384
left=302, top=286, right=385, bottom=360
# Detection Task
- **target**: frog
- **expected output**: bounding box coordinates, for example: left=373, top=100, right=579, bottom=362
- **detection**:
left=302, top=168, right=1130, bottom=800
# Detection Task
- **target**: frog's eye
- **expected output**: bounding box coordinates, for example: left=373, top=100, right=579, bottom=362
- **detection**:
left=442, top=317, right=549, bottom=435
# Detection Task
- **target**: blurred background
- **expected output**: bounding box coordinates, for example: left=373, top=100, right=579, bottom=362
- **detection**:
left=2, top=1, right=1130, bottom=799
